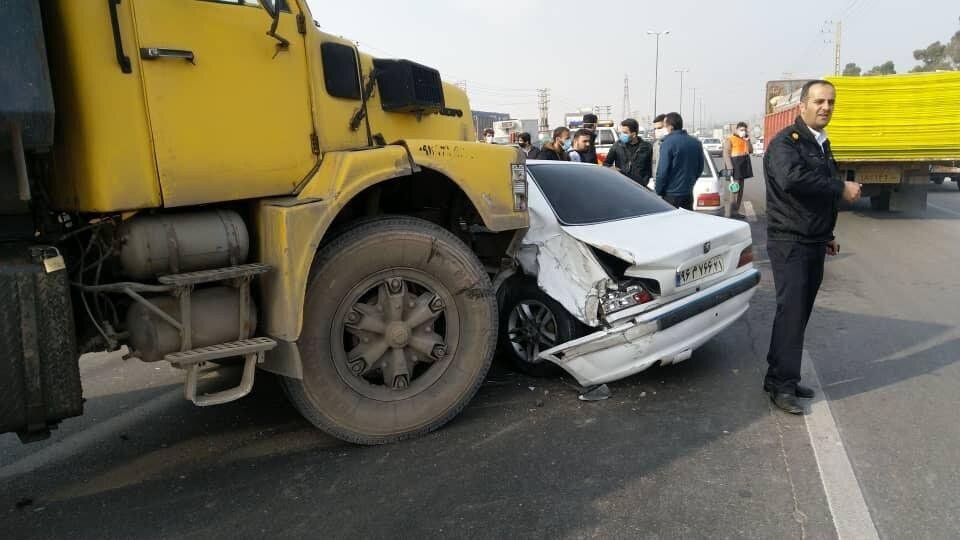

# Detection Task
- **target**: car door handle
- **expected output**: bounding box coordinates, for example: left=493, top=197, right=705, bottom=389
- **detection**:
left=140, top=47, right=196, bottom=65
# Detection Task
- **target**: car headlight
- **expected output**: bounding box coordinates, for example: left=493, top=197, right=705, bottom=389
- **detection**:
left=511, top=163, right=527, bottom=211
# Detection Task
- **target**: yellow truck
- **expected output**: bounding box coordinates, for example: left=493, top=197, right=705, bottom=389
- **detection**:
left=0, top=1, right=528, bottom=444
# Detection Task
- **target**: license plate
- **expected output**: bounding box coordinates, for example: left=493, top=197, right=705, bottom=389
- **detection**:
left=676, top=255, right=724, bottom=286
left=855, top=166, right=900, bottom=184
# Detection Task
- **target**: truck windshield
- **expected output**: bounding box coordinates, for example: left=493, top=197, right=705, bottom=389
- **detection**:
left=528, top=164, right=674, bottom=226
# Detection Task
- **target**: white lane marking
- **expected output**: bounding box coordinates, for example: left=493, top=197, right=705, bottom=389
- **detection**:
left=0, top=387, right=183, bottom=480
left=928, top=202, right=960, bottom=218
left=743, top=200, right=757, bottom=223
left=801, top=350, right=880, bottom=539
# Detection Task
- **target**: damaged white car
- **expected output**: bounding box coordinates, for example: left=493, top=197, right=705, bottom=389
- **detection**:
left=497, top=161, right=760, bottom=386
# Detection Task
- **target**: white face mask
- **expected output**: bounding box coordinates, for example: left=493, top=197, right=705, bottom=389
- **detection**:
left=738, top=129, right=748, bottom=138
left=654, top=127, right=667, bottom=139
left=484, top=135, right=494, bottom=143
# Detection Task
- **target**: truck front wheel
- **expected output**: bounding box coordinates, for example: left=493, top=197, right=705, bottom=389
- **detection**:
left=282, top=217, right=497, bottom=444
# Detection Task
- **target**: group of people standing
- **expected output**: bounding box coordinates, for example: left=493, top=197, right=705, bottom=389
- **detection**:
left=513, top=112, right=711, bottom=211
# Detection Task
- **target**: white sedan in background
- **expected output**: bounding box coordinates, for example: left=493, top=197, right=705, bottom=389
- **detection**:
left=497, top=161, right=760, bottom=386
left=650, top=148, right=731, bottom=215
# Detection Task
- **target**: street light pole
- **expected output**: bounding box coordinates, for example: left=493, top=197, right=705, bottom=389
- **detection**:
left=690, top=87, right=697, bottom=134
left=646, top=30, right=670, bottom=121
left=674, top=68, right=689, bottom=120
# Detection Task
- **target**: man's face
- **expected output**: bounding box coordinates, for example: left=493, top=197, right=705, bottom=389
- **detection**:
left=574, top=134, right=590, bottom=151
left=652, top=121, right=663, bottom=131
left=800, top=84, right=836, bottom=130
left=619, top=126, right=634, bottom=140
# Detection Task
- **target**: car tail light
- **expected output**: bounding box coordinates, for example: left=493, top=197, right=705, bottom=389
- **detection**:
left=697, top=192, right=721, bottom=207
left=602, top=283, right=654, bottom=316
left=738, top=246, right=753, bottom=267
left=597, top=152, right=607, bottom=164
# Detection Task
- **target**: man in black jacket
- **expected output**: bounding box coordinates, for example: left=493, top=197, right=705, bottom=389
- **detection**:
left=579, top=113, right=599, bottom=164
left=603, top=118, right=653, bottom=186
left=763, top=80, right=861, bottom=414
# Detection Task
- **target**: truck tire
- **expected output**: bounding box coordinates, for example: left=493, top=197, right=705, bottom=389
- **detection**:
left=497, top=275, right=585, bottom=378
left=282, top=216, right=496, bottom=444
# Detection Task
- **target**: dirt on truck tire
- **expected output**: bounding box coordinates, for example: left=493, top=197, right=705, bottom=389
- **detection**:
left=282, top=216, right=497, bottom=444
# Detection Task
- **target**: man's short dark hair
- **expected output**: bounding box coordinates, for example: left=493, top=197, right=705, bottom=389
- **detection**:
left=620, top=118, right=640, bottom=134
left=552, top=126, right=570, bottom=140
left=664, top=112, right=683, bottom=130
left=653, top=114, right=666, bottom=124
left=574, top=128, right=591, bottom=140
left=582, top=113, right=598, bottom=124
left=736, top=121, right=748, bottom=129
left=800, top=79, right=835, bottom=102
left=519, top=132, right=532, bottom=143
left=483, top=128, right=494, bottom=135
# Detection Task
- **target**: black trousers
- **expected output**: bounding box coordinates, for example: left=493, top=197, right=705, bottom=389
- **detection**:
left=663, top=194, right=693, bottom=210
left=765, top=240, right=826, bottom=393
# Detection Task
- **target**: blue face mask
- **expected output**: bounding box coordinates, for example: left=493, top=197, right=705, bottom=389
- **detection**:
left=619, top=133, right=631, bottom=144
left=562, top=138, right=572, bottom=150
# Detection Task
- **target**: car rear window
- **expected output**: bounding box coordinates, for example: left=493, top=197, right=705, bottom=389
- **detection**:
left=528, top=164, right=674, bottom=225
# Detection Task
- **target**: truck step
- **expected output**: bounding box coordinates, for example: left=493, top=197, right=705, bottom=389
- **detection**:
left=164, top=337, right=276, bottom=365
left=158, top=263, right=271, bottom=287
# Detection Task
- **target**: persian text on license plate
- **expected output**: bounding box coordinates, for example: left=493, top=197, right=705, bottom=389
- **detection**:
left=676, top=255, right=724, bottom=286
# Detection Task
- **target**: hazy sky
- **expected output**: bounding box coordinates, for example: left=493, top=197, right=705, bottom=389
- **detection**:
left=307, top=0, right=957, bottom=130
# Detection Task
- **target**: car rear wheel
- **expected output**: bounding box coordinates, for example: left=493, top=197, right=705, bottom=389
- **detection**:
left=282, top=216, right=497, bottom=444
left=498, top=276, right=586, bottom=377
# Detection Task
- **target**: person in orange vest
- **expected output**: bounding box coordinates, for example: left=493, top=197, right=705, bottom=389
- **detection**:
left=722, top=121, right=754, bottom=218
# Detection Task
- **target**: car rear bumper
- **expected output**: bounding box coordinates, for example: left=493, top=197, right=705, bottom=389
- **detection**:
left=539, top=269, right=760, bottom=385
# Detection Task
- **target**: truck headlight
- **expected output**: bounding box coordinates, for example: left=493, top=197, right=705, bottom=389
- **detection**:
left=511, top=163, right=527, bottom=211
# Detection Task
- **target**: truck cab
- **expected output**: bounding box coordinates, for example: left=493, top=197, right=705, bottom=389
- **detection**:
left=1, top=0, right=528, bottom=444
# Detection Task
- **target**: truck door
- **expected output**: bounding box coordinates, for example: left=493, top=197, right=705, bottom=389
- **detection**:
left=129, top=0, right=315, bottom=207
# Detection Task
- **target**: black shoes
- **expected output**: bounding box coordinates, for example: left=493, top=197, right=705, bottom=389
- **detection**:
left=795, top=384, right=815, bottom=399
left=763, top=382, right=816, bottom=399
left=769, top=392, right=804, bottom=415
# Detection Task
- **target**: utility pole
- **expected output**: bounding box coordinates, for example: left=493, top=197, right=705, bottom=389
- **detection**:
left=675, top=69, right=689, bottom=118
left=690, top=87, right=697, bottom=134
left=537, top=88, right=551, bottom=135
left=822, top=20, right=842, bottom=75
left=646, top=30, right=670, bottom=120
left=622, top=74, right=631, bottom=121
left=834, top=20, right=842, bottom=75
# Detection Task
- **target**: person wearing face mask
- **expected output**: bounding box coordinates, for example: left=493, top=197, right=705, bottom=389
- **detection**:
left=651, top=114, right=667, bottom=177
left=603, top=118, right=653, bottom=186
left=482, top=128, right=495, bottom=144
left=538, top=126, right=571, bottom=161
left=722, top=121, right=755, bottom=217
left=517, top=132, right=539, bottom=159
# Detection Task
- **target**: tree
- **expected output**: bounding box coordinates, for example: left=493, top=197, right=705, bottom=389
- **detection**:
left=865, top=61, right=896, bottom=76
left=946, top=29, right=960, bottom=69
left=910, top=40, right=953, bottom=72
left=842, top=62, right=862, bottom=76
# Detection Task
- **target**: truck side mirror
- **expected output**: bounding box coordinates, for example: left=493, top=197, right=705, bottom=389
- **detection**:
left=257, top=0, right=289, bottom=49
left=258, top=0, right=278, bottom=17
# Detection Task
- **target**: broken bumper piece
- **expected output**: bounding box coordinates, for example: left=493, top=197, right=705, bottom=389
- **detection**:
left=539, top=269, right=760, bottom=386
